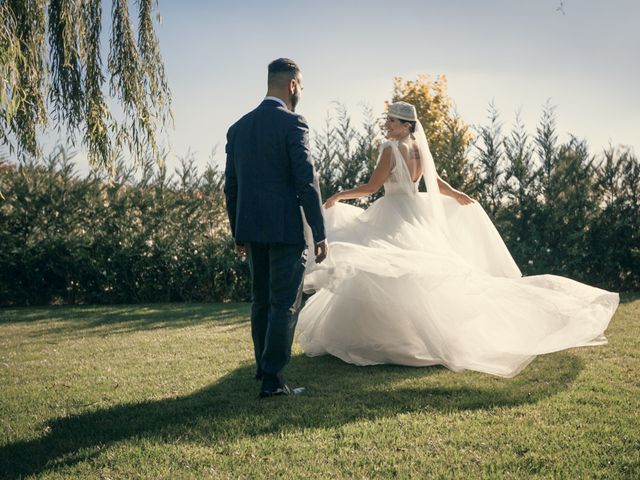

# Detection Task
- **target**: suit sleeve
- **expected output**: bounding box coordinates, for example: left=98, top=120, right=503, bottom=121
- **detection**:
left=223, top=125, right=240, bottom=243
left=287, top=115, right=326, bottom=243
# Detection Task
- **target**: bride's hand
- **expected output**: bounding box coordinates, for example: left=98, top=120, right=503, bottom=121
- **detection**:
left=455, top=192, right=474, bottom=205
left=324, top=194, right=341, bottom=209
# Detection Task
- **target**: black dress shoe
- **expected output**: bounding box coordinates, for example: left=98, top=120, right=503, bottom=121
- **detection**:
left=259, top=385, right=306, bottom=398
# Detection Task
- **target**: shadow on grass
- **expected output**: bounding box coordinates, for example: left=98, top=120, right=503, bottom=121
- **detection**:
left=0, top=303, right=251, bottom=337
left=0, top=351, right=583, bottom=478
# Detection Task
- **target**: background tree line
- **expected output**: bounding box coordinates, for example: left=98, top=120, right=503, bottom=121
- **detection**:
left=1, top=75, right=638, bottom=305
left=0, top=148, right=249, bottom=305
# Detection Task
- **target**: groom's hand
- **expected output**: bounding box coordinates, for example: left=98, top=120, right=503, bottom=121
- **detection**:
left=235, top=243, right=246, bottom=257
left=314, top=239, right=328, bottom=264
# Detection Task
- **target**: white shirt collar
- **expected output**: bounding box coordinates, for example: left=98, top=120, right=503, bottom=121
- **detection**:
left=264, top=96, right=288, bottom=110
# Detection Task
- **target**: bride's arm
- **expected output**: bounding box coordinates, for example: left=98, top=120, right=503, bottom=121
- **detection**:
left=436, top=176, right=474, bottom=205
left=324, top=147, right=393, bottom=208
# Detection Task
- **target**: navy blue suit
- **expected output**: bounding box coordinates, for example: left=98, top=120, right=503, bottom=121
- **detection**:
left=224, top=99, right=326, bottom=391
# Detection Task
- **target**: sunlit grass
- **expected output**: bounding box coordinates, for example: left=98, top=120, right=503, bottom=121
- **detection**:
left=1, top=295, right=638, bottom=479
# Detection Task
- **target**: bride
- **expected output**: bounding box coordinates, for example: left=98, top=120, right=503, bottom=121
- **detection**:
left=297, top=101, right=618, bottom=378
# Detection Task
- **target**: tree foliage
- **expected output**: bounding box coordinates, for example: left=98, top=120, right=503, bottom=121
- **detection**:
left=478, top=106, right=639, bottom=290
left=313, top=102, right=382, bottom=205
left=473, top=102, right=504, bottom=218
left=0, top=147, right=248, bottom=305
left=0, top=0, right=171, bottom=170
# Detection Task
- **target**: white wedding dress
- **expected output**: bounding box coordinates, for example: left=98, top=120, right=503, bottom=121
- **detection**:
left=297, top=140, right=619, bottom=378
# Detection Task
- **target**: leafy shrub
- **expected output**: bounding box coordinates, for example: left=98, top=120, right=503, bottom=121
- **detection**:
left=0, top=148, right=249, bottom=305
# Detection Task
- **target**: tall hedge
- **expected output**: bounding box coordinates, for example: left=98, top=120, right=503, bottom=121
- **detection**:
left=0, top=103, right=638, bottom=306
left=0, top=149, right=249, bottom=305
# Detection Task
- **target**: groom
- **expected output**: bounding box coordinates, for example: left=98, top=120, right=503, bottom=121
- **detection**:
left=224, top=58, right=328, bottom=398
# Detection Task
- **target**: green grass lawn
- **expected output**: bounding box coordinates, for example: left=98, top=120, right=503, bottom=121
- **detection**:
left=1, top=295, right=639, bottom=479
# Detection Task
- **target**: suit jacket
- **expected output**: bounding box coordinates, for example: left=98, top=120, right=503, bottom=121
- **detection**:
left=224, top=99, right=326, bottom=245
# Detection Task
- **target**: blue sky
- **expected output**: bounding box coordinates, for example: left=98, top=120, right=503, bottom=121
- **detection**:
left=59, top=1, right=640, bottom=172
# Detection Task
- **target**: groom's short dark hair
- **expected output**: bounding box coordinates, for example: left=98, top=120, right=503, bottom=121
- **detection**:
left=268, top=58, right=300, bottom=88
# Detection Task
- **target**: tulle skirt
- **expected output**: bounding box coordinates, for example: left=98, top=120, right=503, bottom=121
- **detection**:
left=298, top=193, right=618, bottom=378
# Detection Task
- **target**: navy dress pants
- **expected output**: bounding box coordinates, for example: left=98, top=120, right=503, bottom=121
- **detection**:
left=246, top=242, right=307, bottom=391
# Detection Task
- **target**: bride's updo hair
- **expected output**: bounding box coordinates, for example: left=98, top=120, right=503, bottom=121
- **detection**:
left=387, top=101, right=417, bottom=134
left=401, top=120, right=417, bottom=133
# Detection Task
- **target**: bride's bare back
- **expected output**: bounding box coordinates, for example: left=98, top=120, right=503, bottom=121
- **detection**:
left=396, top=140, right=422, bottom=183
